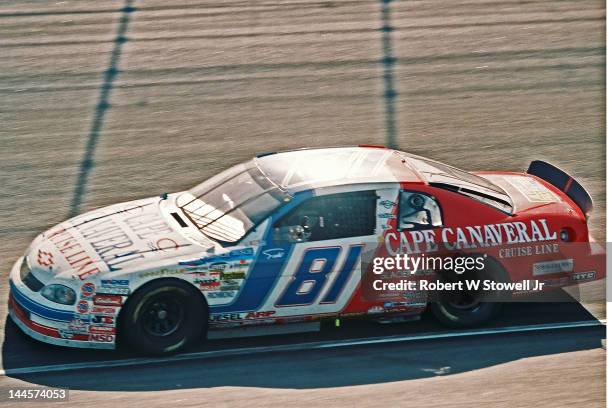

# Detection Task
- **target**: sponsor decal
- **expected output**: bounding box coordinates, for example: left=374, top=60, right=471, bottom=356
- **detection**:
left=244, top=311, right=275, bottom=319
left=194, top=271, right=221, bottom=291
left=37, top=249, right=54, bottom=267
left=59, top=331, right=75, bottom=339
left=505, top=175, right=560, bottom=203
left=379, top=200, right=396, bottom=209
left=222, top=271, right=246, bottom=280
left=91, top=315, right=115, bottom=326
left=80, top=282, right=96, bottom=299
left=89, top=325, right=116, bottom=334
left=378, top=213, right=396, bottom=219
left=262, top=248, right=285, bottom=260
left=210, top=313, right=242, bottom=322
left=571, top=271, right=596, bottom=281
left=45, top=227, right=101, bottom=279
left=91, top=306, right=117, bottom=315
left=50, top=206, right=176, bottom=278
left=208, top=291, right=237, bottom=299
left=198, top=281, right=221, bottom=291
left=89, top=333, right=115, bottom=342
left=93, top=294, right=123, bottom=306
left=385, top=218, right=557, bottom=255
left=208, top=262, right=229, bottom=272
left=139, top=268, right=186, bottom=278
left=209, top=311, right=276, bottom=322
left=96, top=287, right=130, bottom=295
left=384, top=301, right=411, bottom=308
left=67, top=319, right=89, bottom=333
left=101, top=279, right=129, bottom=286
left=402, top=290, right=428, bottom=305
left=367, top=306, right=384, bottom=314
left=532, top=259, right=573, bottom=276
left=148, top=237, right=180, bottom=252
left=76, top=300, right=89, bottom=314
left=498, top=243, right=559, bottom=258
left=75, top=215, right=148, bottom=272
left=97, top=279, right=130, bottom=295
left=220, top=280, right=241, bottom=291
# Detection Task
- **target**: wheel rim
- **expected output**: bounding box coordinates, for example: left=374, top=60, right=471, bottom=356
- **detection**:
left=446, top=290, right=481, bottom=310
left=141, top=296, right=184, bottom=337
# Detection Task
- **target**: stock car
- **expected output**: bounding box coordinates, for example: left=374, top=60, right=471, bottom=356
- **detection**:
left=8, top=146, right=604, bottom=354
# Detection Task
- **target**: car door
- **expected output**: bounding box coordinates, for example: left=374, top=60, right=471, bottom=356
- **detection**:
left=259, top=189, right=381, bottom=320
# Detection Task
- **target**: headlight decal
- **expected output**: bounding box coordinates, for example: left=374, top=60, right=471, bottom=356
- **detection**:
left=9, top=282, right=75, bottom=322
left=40, top=284, right=77, bottom=306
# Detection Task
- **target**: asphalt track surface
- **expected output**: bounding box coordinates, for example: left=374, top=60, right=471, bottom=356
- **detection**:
left=0, top=0, right=606, bottom=407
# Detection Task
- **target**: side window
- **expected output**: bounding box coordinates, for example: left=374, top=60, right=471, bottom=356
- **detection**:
left=398, top=191, right=442, bottom=230
left=273, top=191, right=377, bottom=243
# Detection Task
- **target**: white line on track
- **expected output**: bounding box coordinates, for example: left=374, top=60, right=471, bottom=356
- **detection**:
left=1, top=319, right=605, bottom=376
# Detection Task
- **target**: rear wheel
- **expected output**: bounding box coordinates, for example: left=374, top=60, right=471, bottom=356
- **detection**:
left=120, top=280, right=207, bottom=355
left=430, top=260, right=506, bottom=328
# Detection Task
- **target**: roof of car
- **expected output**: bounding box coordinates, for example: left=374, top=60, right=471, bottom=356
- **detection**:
left=254, top=146, right=423, bottom=192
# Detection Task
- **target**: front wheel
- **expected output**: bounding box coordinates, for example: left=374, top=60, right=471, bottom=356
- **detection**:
left=120, top=280, right=207, bottom=355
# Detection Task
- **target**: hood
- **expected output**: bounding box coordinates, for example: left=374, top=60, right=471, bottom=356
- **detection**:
left=477, top=172, right=570, bottom=214
left=27, top=197, right=206, bottom=281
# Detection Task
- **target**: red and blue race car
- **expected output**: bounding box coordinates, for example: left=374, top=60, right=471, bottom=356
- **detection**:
left=8, top=146, right=604, bottom=354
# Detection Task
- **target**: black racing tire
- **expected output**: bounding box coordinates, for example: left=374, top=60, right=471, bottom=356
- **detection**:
left=430, top=297, right=502, bottom=328
left=430, top=257, right=507, bottom=328
left=119, top=280, right=207, bottom=355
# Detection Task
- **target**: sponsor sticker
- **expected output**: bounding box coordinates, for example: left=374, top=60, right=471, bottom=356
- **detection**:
left=37, top=249, right=54, bottom=268
left=222, top=271, right=246, bottom=280
left=91, top=306, right=117, bottom=315
left=262, top=248, right=285, bottom=260
left=139, top=268, right=186, bottom=278
left=208, top=262, right=229, bottom=272
left=505, top=175, right=560, bottom=203
left=220, top=280, right=241, bottom=291
left=89, top=333, right=115, bottom=342
left=367, top=306, right=384, bottom=314
left=80, top=283, right=96, bottom=299
left=97, top=279, right=130, bottom=295
left=571, top=271, right=596, bottom=281
left=91, top=315, right=115, bottom=326
left=76, top=300, right=89, bottom=314
left=209, top=311, right=276, bottom=322
left=532, top=259, right=573, bottom=276
left=89, top=325, right=116, bottom=334
left=379, top=200, right=396, bottom=209
left=67, top=319, right=89, bottom=333
left=93, top=294, right=123, bottom=306
left=244, top=311, right=275, bottom=319
left=208, top=291, right=236, bottom=299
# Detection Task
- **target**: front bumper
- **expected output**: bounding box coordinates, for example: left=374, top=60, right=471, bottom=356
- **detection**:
left=8, top=257, right=114, bottom=350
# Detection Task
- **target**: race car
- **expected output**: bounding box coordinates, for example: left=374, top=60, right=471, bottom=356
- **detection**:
left=8, top=146, right=604, bottom=354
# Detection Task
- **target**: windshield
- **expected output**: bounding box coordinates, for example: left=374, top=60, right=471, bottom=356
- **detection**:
left=177, top=162, right=290, bottom=244
left=256, top=147, right=397, bottom=189
left=402, top=154, right=513, bottom=213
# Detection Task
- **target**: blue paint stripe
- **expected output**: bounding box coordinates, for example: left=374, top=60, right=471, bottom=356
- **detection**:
left=10, top=282, right=75, bottom=323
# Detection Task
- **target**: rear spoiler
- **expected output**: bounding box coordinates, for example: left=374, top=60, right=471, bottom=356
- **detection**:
left=527, top=160, right=592, bottom=215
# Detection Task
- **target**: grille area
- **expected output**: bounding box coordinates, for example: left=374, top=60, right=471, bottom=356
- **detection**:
left=22, top=271, right=44, bottom=292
